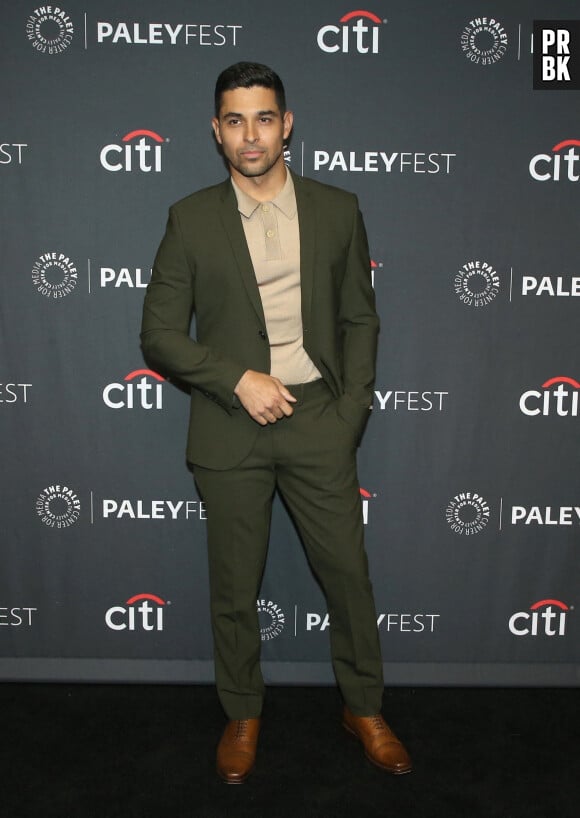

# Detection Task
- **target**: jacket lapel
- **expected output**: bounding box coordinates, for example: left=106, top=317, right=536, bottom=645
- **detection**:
left=218, top=179, right=266, bottom=326
left=292, top=170, right=316, bottom=333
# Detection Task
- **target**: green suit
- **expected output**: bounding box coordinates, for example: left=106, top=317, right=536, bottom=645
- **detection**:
left=141, top=169, right=384, bottom=717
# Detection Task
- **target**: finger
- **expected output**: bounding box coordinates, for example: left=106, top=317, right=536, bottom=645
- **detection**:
left=280, top=387, right=297, bottom=402
left=279, top=400, right=294, bottom=417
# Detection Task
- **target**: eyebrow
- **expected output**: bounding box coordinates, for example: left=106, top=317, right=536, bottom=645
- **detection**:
left=222, top=109, right=279, bottom=119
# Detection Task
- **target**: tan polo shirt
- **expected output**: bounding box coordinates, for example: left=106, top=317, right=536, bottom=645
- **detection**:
left=231, top=171, right=321, bottom=385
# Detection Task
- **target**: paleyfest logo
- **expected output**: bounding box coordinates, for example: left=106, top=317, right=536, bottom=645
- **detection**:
left=26, top=6, right=74, bottom=54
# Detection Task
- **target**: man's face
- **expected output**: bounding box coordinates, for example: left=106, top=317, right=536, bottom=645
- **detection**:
left=212, top=85, right=293, bottom=180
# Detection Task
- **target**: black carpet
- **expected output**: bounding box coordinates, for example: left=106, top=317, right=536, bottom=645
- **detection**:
left=2, top=683, right=578, bottom=818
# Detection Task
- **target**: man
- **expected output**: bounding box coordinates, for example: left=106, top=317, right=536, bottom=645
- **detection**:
left=141, top=62, right=411, bottom=783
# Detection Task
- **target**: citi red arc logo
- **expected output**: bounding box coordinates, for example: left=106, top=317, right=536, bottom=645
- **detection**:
left=360, top=487, right=374, bottom=525
left=105, top=593, right=167, bottom=631
left=317, top=9, right=382, bottom=54
left=529, top=139, right=580, bottom=181
left=509, top=599, right=569, bottom=636
left=100, top=130, right=167, bottom=172
left=103, top=369, right=165, bottom=410
left=520, top=376, right=580, bottom=417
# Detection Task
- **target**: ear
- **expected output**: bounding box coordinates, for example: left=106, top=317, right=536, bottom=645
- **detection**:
left=282, top=110, right=294, bottom=141
left=211, top=117, right=222, bottom=145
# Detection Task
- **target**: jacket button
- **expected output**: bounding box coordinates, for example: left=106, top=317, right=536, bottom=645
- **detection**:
left=258, top=330, right=266, bottom=339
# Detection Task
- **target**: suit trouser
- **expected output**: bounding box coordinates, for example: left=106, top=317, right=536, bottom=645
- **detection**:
left=193, top=379, right=384, bottom=720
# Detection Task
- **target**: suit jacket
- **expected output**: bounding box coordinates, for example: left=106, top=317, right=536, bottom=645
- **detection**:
left=140, top=169, right=379, bottom=470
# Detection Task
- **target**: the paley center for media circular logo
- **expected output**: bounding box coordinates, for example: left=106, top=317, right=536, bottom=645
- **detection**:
left=257, top=599, right=285, bottom=641
left=446, top=492, right=490, bottom=535
left=26, top=6, right=74, bottom=54
left=454, top=260, right=500, bottom=307
left=36, top=485, right=81, bottom=528
left=32, top=252, right=78, bottom=299
left=460, top=17, right=508, bottom=65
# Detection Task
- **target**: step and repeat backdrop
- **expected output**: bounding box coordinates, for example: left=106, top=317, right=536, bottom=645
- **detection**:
left=2, top=0, right=579, bottom=685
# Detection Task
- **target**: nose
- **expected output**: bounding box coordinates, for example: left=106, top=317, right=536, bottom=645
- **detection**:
left=244, top=122, right=258, bottom=143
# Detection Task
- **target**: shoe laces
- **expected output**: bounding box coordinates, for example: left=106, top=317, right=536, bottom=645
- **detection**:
left=369, top=715, right=388, bottom=732
left=235, top=720, right=249, bottom=739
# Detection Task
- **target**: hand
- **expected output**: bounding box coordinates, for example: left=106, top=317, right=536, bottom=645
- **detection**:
left=234, top=370, right=296, bottom=426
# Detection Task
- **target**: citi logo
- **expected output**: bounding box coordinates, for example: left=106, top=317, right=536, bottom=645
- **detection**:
left=508, top=599, right=569, bottom=637
left=529, top=140, right=580, bottom=182
left=519, top=376, right=580, bottom=417
left=100, top=129, right=167, bottom=173
left=105, top=593, right=167, bottom=631
left=317, top=10, right=382, bottom=54
left=360, top=487, right=375, bottom=525
left=103, top=369, right=164, bottom=410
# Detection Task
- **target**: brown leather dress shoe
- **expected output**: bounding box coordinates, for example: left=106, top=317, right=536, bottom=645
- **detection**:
left=216, top=718, right=261, bottom=784
left=342, top=707, right=412, bottom=774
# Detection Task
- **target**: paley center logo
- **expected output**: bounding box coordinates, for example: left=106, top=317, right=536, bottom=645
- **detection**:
left=454, top=260, right=500, bottom=307
left=460, top=17, right=508, bottom=65
left=32, top=251, right=78, bottom=299
left=317, top=9, right=383, bottom=54
left=509, top=599, right=570, bottom=636
left=100, top=130, right=168, bottom=173
left=529, top=139, right=580, bottom=181
left=446, top=492, right=491, bottom=535
left=519, top=376, right=580, bottom=417
left=105, top=593, right=167, bottom=631
left=26, top=5, right=74, bottom=54
left=103, top=369, right=165, bottom=410
left=257, top=599, right=285, bottom=641
left=36, top=484, right=81, bottom=528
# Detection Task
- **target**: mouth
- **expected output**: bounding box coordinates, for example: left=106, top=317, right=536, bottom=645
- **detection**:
left=240, top=150, right=265, bottom=160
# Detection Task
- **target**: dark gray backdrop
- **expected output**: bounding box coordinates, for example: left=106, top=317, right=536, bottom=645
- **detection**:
left=2, top=1, right=579, bottom=686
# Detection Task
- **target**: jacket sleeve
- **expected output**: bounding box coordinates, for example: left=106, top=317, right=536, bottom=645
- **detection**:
left=140, top=206, right=246, bottom=412
left=336, top=199, right=380, bottom=430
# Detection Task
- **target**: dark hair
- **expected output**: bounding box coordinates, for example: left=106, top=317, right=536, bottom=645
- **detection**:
left=214, top=62, right=286, bottom=117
